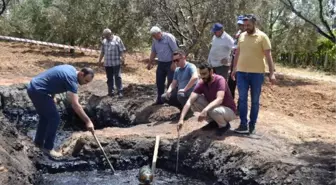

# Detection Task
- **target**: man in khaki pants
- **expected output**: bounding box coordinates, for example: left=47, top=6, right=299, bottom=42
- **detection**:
left=177, top=62, right=236, bottom=136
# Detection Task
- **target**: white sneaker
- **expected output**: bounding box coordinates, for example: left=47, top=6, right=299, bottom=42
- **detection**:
left=42, top=149, right=63, bottom=158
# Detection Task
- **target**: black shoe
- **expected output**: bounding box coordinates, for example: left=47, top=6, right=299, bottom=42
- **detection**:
left=249, top=123, right=256, bottom=134
left=108, top=92, right=115, bottom=97
left=216, top=123, right=231, bottom=136
left=201, top=121, right=218, bottom=131
left=234, top=124, right=249, bottom=134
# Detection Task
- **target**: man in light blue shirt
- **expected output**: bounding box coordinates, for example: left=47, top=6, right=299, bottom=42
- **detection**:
left=147, top=26, right=179, bottom=105
left=161, top=49, right=198, bottom=110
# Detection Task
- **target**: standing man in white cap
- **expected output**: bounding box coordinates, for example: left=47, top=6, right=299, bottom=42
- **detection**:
left=98, top=28, right=126, bottom=98
left=147, top=26, right=179, bottom=105
left=208, top=23, right=234, bottom=80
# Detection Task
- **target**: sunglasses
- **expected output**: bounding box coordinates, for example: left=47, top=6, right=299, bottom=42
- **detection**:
left=173, top=58, right=181, bottom=63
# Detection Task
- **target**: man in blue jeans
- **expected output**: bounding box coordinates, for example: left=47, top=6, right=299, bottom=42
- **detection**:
left=231, top=14, right=276, bottom=134
left=27, top=64, right=95, bottom=158
left=147, top=26, right=179, bottom=105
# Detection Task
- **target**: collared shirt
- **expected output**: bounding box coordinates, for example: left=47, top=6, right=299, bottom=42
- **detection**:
left=237, top=29, right=271, bottom=73
left=193, top=74, right=236, bottom=112
left=151, top=32, right=178, bottom=62
left=173, top=62, right=198, bottom=95
left=208, top=32, right=234, bottom=67
left=101, top=35, right=126, bottom=67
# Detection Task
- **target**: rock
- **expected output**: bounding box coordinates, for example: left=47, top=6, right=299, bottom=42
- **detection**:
left=288, top=113, right=294, bottom=117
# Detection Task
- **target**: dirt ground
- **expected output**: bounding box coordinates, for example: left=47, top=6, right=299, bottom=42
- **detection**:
left=0, top=41, right=335, bottom=184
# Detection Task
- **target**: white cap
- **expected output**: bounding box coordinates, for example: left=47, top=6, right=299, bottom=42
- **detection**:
left=150, top=26, right=161, bottom=34
left=103, top=28, right=112, bottom=35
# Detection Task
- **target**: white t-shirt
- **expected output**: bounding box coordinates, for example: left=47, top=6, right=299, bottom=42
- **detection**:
left=208, top=32, right=234, bottom=67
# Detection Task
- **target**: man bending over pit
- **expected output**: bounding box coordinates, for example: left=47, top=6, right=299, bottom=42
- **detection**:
left=161, top=49, right=198, bottom=110
left=177, top=62, right=237, bottom=136
left=26, top=64, right=95, bottom=158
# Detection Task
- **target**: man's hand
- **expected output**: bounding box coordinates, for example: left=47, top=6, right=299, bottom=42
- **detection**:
left=166, top=91, right=172, bottom=99
left=198, top=109, right=207, bottom=122
left=221, top=58, right=229, bottom=65
left=178, top=89, right=185, bottom=94
left=231, top=68, right=237, bottom=81
left=121, top=56, right=125, bottom=66
left=177, top=120, right=184, bottom=131
left=86, top=120, right=95, bottom=133
left=269, top=73, right=276, bottom=85
left=147, top=63, right=153, bottom=70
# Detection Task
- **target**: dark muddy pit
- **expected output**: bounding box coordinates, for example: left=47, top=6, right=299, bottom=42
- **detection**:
left=1, top=83, right=335, bottom=185
left=39, top=169, right=212, bottom=185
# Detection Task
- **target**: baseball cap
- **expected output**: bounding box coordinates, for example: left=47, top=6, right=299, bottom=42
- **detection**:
left=211, top=23, right=223, bottom=32
left=237, top=15, right=244, bottom=25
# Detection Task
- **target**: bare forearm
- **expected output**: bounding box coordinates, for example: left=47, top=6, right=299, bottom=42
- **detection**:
left=266, top=55, right=275, bottom=75
left=72, top=104, right=91, bottom=124
left=179, top=102, right=191, bottom=121
left=98, top=53, right=104, bottom=63
left=149, top=52, right=156, bottom=63
left=167, top=83, right=177, bottom=93
left=184, top=77, right=198, bottom=92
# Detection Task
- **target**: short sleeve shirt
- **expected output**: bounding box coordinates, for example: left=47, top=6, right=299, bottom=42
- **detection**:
left=30, top=64, right=78, bottom=95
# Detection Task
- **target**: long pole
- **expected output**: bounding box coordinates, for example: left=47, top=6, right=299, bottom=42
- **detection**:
left=91, top=131, right=116, bottom=174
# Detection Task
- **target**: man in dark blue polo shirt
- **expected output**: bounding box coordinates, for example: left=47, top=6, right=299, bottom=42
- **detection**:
left=27, top=64, right=95, bottom=158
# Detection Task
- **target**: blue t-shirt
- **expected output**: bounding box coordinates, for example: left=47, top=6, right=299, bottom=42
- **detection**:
left=30, top=64, right=78, bottom=95
left=173, top=62, right=198, bottom=95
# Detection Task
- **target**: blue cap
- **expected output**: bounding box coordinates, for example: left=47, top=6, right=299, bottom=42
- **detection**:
left=237, top=15, right=244, bottom=25
left=211, top=23, right=223, bottom=32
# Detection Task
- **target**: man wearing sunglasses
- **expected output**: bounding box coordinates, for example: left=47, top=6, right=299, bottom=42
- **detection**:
left=147, top=26, right=179, bottom=105
left=161, top=49, right=198, bottom=110
left=231, top=14, right=276, bottom=134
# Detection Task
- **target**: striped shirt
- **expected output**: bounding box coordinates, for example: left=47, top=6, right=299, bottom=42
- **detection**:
left=101, top=35, right=126, bottom=67
left=151, top=32, right=178, bottom=62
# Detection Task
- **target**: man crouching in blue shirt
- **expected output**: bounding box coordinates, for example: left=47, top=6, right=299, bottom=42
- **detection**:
left=26, top=64, right=95, bottom=158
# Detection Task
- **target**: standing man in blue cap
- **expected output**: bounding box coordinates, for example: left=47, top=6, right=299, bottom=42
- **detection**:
left=208, top=23, right=234, bottom=80
left=228, top=15, right=246, bottom=112
left=147, top=26, right=179, bottom=105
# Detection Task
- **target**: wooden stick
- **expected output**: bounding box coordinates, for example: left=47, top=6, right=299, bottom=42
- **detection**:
left=151, top=135, right=161, bottom=176
left=91, top=131, right=116, bottom=174
left=175, top=130, right=180, bottom=174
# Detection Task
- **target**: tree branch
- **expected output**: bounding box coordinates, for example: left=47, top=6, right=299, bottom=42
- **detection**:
left=280, top=0, right=336, bottom=43
left=318, top=0, right=336, bottom=42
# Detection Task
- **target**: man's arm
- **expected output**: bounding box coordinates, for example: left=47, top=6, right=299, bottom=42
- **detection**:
left=179, top=92, right=199, bottom=122
left=264, top=50, right=274, bottom=73
left=167, top=79, right=177, bottom=93
left=98, top=44, right=104, bottom=63
left=67, top=92, right=94, bottom=131
left=264, top=49, right=276, bottom=84
left=231, top=48, right=240, bottom=81
left=181, top=69, right=198, bottom=92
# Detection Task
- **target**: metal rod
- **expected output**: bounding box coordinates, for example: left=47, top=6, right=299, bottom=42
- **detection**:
left=175, top=130, right=180, bottom=174
left=91, top=131, right=116, bottom=174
